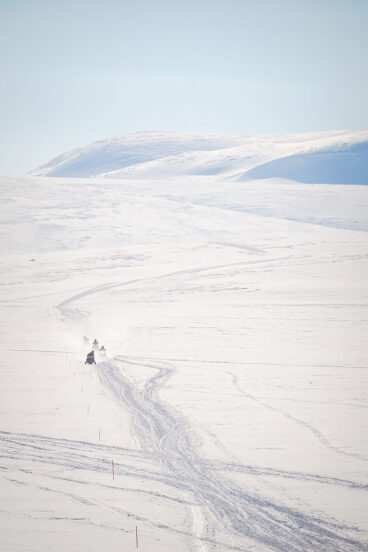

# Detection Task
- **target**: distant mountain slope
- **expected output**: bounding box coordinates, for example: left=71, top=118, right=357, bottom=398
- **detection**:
left=242, top=141, right=368, bottom=185
left=29, top=130, right=368, bottom=182
left=29, top=132, right=249, bottom=178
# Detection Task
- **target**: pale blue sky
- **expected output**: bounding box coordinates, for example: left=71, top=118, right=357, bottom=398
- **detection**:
left=0, top=0, right=367, bottom=174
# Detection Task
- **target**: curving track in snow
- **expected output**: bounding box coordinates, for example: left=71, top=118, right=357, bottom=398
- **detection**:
left=97, top=355, right=366, bottom=552
left=54, top=268, right=368, bottom=551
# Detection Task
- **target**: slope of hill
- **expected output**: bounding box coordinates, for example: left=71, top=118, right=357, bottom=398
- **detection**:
left=2, top=131, right=368, bottom=552
left=1, top=171, right=368, bottom=552
left=29, top=132, right=248, bottom=178
left=29, top=130, right=368, bottom=182
left=243, top=140, right=368, bottom=184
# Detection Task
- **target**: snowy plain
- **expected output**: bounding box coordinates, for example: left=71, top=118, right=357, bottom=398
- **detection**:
left=1, top=131, right=368, bottom=551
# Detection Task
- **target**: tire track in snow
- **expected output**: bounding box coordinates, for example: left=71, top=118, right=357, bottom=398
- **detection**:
left=212, top=461, right=368, bottom=490
left=56, top=254, right=292, bottom=319
left=226, top=371, right=368, bottom=463
left=0, top=431, right=248, bottom=551
left=54, top=261, right=368, bottom=551
left=99, top=356, right=367, bottom=552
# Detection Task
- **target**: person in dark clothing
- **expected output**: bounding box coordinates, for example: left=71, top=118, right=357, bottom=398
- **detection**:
left=85, top=351, right=96, bottom=364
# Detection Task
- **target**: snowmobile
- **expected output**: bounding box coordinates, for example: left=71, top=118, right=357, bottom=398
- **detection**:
left=85, top=351, right=96, bottom=365
left=92, top=339, right=99, bottom=351
left=99, top=345, right=106, bottom=357
left=83, top=336, right=89, bottom=346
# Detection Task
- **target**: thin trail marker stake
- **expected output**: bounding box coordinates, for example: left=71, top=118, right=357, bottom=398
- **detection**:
left=136, top=525, right=138, bottom=548
left=112, top=459, right=115, bottom=480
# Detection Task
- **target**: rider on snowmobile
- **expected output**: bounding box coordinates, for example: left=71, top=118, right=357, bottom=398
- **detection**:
left=85, top=351, right=96, bottom=364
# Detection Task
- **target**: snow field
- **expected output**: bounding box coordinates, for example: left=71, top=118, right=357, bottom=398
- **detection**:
left=0, top=164, right=368, bottom=551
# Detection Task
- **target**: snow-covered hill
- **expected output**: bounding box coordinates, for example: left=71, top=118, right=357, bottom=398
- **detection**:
left=244, top=140, right=368, bottom=185
left=29, top=130, right=368, bottom=183
left=1, top=132, right=368, bottom=552
left=29, top=132, right=247, bottom=178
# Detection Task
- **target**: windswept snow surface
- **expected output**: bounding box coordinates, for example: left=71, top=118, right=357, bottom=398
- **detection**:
left=1, top=136, right=368, bottom=551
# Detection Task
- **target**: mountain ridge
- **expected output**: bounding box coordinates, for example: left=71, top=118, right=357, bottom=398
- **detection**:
left=29, top=129, right=368, bottom=184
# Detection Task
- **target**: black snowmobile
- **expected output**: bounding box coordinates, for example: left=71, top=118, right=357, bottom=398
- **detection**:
left=85, top=351, right=96, bottom=365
